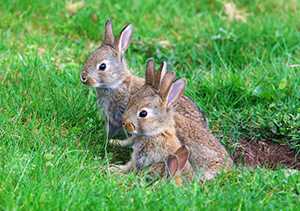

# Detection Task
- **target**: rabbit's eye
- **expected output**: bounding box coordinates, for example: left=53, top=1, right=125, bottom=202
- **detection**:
left=139, top=110, right=148, bottom=118
left=97, top=63, right=106, bottom=71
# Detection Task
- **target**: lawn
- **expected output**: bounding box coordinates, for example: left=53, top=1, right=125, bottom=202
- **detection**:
left=0, top=0, right=300, bottom=210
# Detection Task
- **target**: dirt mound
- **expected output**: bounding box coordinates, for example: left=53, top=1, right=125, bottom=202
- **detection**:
left=233, top=140, right=300, bottom=170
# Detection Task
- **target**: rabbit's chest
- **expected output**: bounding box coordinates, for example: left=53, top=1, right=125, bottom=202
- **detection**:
left=96, top=88, right=129, bottom=137
left=97, top=89, right=128, bottom=117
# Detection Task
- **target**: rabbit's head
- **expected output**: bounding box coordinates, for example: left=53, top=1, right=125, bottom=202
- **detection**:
left=80, top=20, right=133, bottom=88
left=122, top=59, right=186, bottom=136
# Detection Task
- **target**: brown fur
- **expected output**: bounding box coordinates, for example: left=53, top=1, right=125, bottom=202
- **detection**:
left=119, top=61, right=233, bottom=181
left=95, top=74, right=143, bottom=137
left=147, top=145, right=194, bottom=183
left=145, top=61, right=233, bottom=179
left=159, top=71, right=176, bottom=99
left=175, top=113, right=233, bottom=180
left=81, top=20, right=207, bottom=138
left=81, top=21, right=232, bottom=180
left=117, top=77, right=194, bottom=180
left=131, top=128, right=181, bottom=171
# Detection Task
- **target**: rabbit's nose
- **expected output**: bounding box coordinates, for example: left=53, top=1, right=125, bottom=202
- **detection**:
left=80, top=72, right=88, bottom=83
left=122, top=121, right=135, bottom=133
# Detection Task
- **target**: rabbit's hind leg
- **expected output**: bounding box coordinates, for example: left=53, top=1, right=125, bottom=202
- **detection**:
left=109, top=160, right=133, bottom=173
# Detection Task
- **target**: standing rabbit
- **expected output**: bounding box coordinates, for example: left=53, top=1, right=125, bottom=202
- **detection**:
left=80, top=20, right=207, bottom=138
left=80, top=20, right=143, bottom=138
left=112, top=60, right=232, bottom=181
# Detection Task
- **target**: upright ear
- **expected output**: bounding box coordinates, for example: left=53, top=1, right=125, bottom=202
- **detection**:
left=116, top=24, right=133, bottom=55
left=165, top=79, right=186, bottom=107
left=103, top=19, right=115, bottom=46
left=174, top=145, right=190, bottom=172
left=145, top=58, right=155, bottom=86
left=166, top=154, right=179, bottom=177
left=159, top=71, right=176, bottom=99
left=154, top=61, right=167, bottom=90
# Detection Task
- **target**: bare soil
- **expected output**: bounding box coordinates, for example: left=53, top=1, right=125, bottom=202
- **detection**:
left=233, top=140, right=300, bottom=170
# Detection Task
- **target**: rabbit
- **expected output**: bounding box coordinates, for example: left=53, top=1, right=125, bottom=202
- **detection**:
left=112, top=60, right=233, bottom=181
left=80, top=20, right=232, bottom=179
left=80, top=20, right=143, bottom=138
left=109, top=61, right=193, bottom=178
left=80, top=19, right=207, bottom=139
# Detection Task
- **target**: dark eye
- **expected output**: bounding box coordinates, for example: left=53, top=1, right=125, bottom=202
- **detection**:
left=98, top=63, right=106, bottom=71
left=139, top=110, right=148, bottom=118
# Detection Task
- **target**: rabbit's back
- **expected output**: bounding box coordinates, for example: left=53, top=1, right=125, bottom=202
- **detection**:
left=174, top=110, right=233, bottom=178
left=175, top=96, right=208, bottom=128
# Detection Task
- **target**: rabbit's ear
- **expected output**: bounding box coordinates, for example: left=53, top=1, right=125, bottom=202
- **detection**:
left=174, top=145, right=190, bottom=172
left=145, top=58, right=155, bottom=86
left=103, top=19, right=115, bottom=46
left=166, top=154, right=179, bottom=177
left=116, top=24, right=133, bottom=55
left=154, top=61, right=167, bottom=90
left=165, top=79, right=186, bottom=107
left=159, top=71, right=176, bottom=99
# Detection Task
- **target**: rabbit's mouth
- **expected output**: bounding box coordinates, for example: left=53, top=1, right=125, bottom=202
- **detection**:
left=123, top=121, right=135, bottom=133
left=84, top=80, right=111, bottom=88
left=80, top=76, right=101, bottom=87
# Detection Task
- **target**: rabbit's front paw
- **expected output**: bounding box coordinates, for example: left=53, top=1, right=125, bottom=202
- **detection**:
left=109, top=138, right=134, bottom=147
left=109, top=139, right=122, bottom=146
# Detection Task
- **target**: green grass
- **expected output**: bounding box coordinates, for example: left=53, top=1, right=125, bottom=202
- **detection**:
left=0, top=0, right=300, bottom=210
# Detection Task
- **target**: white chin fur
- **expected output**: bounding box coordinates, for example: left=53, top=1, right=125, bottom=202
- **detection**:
left=93, top=80, right=122, bottom=89
left=129, top=129, right=161, bottom=138
left=91, top=82, right=103, bottom=88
